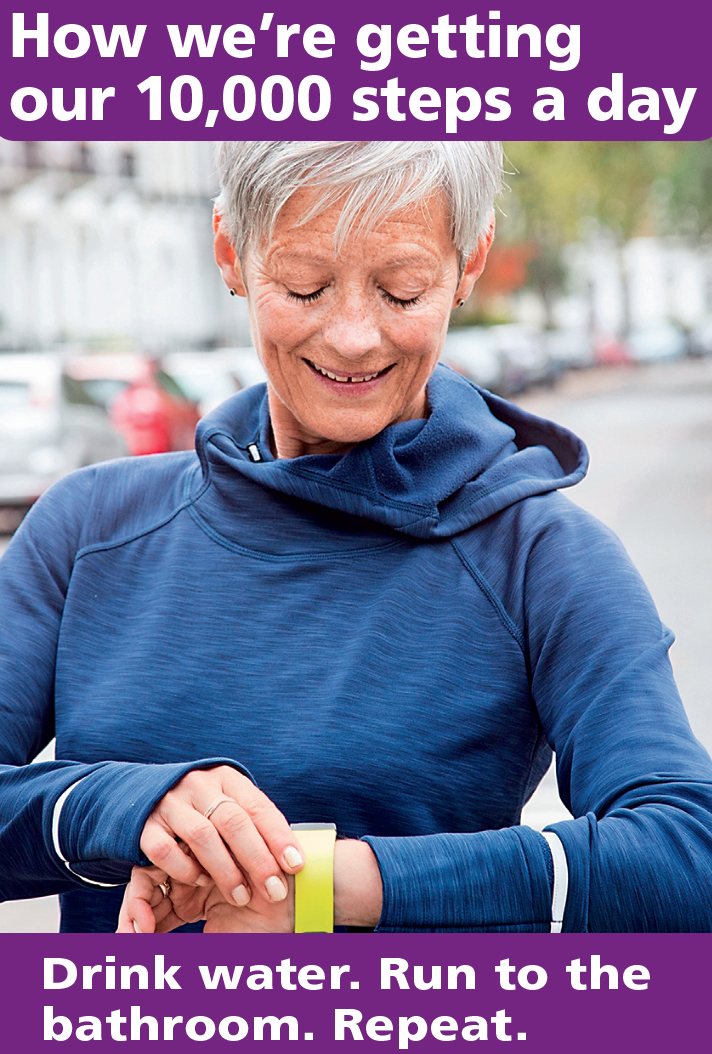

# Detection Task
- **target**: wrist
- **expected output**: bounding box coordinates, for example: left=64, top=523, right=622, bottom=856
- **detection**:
left=333, top=840, right=383, bottom=929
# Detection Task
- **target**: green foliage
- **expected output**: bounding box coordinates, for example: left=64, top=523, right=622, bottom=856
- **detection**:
left=495, top=141, right=711, bottom=317
left=501, top=141, right=712, bottom=245
left=666, top=142, right=712, bottom=236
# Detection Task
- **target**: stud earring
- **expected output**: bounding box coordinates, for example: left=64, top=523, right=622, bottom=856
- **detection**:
left=457, top=299, right=465, bottom=307
left=229, top=289, right=236, bottom=296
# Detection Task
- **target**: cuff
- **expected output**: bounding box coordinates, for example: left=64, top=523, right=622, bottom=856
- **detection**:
left=55, top=757, right=253, bottom=886
left=362, top=826, right=554, bottom=932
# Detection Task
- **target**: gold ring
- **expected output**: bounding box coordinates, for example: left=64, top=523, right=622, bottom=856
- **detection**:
left=158, top=879, right=171, bottom=899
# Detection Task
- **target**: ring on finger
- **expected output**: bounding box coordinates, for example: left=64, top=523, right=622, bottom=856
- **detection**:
left=158, top=879, right=171, bottom=899
left=204, top=795, right=238, bottom=821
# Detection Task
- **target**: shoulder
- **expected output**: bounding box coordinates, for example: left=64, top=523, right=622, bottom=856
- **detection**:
left=454, top=489, right=662, bottom=638
left=16, top=451, right=201, bottom=560
left=458, top=488, right=632, bottom=578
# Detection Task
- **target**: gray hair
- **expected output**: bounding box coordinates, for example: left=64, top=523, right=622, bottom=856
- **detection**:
left=214, top=141, right=502, bottom=271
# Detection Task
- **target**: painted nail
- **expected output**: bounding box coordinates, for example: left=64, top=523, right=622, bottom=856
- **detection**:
left=232, top=884, right=250, bottom=907
left=132, top=920, right=141, bottom=933
left=265, top=875, right=287, bottom=902
left=283, top=846, right=304, bottom=869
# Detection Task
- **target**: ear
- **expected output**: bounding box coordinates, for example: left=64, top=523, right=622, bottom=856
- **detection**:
left=453, top=217, right=495, bottom=308
left=213, top=210, right=247, bottom=298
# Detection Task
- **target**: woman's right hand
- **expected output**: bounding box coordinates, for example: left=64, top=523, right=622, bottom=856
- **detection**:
left=117, top=865, right=210, bottom=933
left=116, top=862, right=295, bottom=934
left=139, top=766, right=304, bottom=909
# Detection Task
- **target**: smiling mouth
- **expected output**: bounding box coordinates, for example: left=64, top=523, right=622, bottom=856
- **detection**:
left=306, top=360, right=394, bottom=384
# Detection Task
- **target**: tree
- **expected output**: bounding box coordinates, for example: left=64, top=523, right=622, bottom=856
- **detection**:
left=497, top=142, right=698, bottom=333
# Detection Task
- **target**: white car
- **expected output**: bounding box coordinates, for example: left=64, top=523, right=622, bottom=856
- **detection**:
left=441, top=328, right=504, bottom=392
left=0, top=352, right=128, bottom=524
left=165, top=348, right=267, bottom=417
left=627, top=323, right=687, bottom=363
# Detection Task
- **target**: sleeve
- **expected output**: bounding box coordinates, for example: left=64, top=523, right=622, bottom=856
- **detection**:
left=0, top=473, right=250, bottom=901
left=364, top=505, right=712, bottom=932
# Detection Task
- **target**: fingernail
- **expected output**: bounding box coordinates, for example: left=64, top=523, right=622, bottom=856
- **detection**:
left=265, top=875, right=287, bottom=902
left=283, top=846, right=304, bottom=868
left=132, top=920, right=142, bottom=933
left=196, top=873, right=212, bottom=887
left=232, top=884, right=250, bottom=907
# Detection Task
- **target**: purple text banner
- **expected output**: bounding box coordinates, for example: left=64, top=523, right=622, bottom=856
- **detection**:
left=0, top=933, right=708, bottom=1051
left=2, top=1, right=710, bottom=141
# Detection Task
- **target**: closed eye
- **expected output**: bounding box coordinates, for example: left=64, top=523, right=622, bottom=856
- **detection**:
left=380, top=289, right=422, bottom=309
left=286, top=287, right=326, bottom=304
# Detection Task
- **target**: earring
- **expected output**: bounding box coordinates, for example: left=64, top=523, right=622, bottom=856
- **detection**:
left=457, top=299, right=465, bottom=307
left=229, top=289, right=236, bottom=296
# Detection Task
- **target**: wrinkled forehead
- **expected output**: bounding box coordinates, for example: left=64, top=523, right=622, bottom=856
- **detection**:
left=246, top=186, right=457, bottom=275
left=247, top=189, right=457, bottom=276
left=252, top=181, right=455, bottom=256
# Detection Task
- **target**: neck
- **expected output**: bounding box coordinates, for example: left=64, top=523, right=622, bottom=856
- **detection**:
left=267, top=388, right=356, bottom=459
left=266, top=385, right=429, bottom=460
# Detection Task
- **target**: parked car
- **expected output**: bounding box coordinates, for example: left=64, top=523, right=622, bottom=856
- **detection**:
left=164, top=351, right=246, bottom=417
left=0, top=352, right=128, bottom=526
left=214, top=347, right=268, bottom=390
left=541, top=328, right=595, bottom=371
left=65, top=355, right=200, bottom=456
left=490, top=324, right=561, bottom=393
left=627, top=323, right=687, bottom=363
left=593, top=334, right=633, bottom=367
left=688, top=316, right=712, bottom=358
left=441, top=328, right=504, bottom=392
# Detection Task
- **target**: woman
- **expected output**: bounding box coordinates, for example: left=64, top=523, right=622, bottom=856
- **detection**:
left=1, top=142, right=711, bottom=934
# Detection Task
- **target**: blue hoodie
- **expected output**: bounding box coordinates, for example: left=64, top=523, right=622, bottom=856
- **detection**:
left=1, top=365, right=711, bottom=932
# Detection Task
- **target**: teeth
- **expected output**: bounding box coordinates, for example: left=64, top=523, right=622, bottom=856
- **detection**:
left=312, top=363, right=381, bottom=383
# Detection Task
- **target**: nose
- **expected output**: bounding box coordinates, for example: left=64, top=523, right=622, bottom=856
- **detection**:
left=321, top=291, right=381, bottom=360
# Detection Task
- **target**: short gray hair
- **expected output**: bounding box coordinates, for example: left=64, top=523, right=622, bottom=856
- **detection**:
left=215, top=142, right=502, bottom=270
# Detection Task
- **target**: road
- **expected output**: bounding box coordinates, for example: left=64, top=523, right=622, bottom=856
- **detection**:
left=1, top=356, right=711, bottom=929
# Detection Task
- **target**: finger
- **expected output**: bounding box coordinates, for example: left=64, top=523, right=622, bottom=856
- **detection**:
left=153, top=805, right=253, bottom=908
left=155, top=767, right=304, bottom=876
left=149, top=884, right=167, bottom=909
left=129, top=898, right=158, bottom=934
left=122, top=869, right=203, bottom=933
left=223, top=779, right=305, bottom=875
left=208, top=800, right=290, bottom=903
left=147, top=881, right=209, bottom=931
left=127, top=866, right=167, bottom=933
left=152, top=894, right=175, bottom=924
left=118, top=866, right=166, bottom=934
left=141, top=821, right=227, bottom=891
left=155, top=906, right=197, bottom=933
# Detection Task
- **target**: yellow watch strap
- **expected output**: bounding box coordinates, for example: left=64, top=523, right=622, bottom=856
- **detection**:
left=290, top=823, right=336, bottom=933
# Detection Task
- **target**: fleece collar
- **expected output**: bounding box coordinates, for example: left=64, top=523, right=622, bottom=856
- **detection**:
left=195, top=364, right=588, bottom=540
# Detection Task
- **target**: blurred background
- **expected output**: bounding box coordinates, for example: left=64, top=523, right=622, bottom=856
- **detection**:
left=0, top=139, right=711, bottom=929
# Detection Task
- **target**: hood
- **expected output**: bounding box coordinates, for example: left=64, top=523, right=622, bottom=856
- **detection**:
left=195, top=364, right=588, bottom=540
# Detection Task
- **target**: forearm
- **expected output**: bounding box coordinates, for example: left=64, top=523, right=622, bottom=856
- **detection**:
left=362, top=826, right=554, bottom=932
left=358, top=798, right=712, bottom=933
left=0, top=757, right=248, bottom=901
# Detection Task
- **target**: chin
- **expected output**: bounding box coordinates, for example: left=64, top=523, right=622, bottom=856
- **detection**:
left=312, top=415, right=389, bottom=445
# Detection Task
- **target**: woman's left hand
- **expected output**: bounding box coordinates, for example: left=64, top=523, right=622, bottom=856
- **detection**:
left=117, top=865, right=294, bottom=934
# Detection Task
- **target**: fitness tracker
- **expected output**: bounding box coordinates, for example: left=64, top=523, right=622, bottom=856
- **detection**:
left=290, top=822, right=337, bottom=933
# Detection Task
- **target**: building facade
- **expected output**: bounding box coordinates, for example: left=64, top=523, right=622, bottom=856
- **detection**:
left=0, top=140, right=250, bottom=352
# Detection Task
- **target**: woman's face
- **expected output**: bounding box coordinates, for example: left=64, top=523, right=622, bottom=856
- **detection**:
left=215, top=189, right=490, bottom=458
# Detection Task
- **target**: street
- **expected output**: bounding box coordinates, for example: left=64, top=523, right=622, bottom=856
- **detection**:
left=1, top=356, right=711, bottom=929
